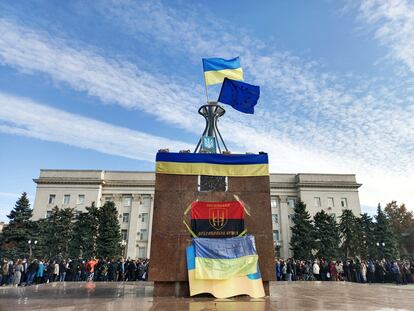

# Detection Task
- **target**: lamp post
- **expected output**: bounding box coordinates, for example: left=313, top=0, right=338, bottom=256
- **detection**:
left=28, top=240, right=38, bottom=259
left=376, top=242, right=385, bottom=259
left=121, top=240, right=127, bottom=258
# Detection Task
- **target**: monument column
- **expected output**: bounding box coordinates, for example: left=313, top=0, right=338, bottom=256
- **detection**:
left=278, top=195, right=290, bottom=259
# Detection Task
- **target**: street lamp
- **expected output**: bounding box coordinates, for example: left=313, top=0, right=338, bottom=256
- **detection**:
left=376, top=242, right=385, bottom=259
left=28, top=240, right=38, bottom=259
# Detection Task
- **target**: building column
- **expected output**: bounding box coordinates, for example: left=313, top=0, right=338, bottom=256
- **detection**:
left=147, top=194, right=154, bottom=258
left=278, top=195, right=290, bottom=259
left=126, top=194, right=141, bottom=259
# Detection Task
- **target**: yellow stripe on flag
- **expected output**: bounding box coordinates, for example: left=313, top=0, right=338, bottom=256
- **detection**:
left=204, top=68, right=243, bottom=85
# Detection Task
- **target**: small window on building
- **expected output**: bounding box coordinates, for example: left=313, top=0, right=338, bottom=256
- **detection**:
left=142, top=196, right=151, bottom=208
left=271, top=197, right=278, bottom=208
left=122, top=213, right=129, bottom=223
left=105, top=196, right=113, bottom=203
left=141, top=213, right=149, bottom=223
left=272, top=214, right=278, bottom=224
left=77, top=194, right=85, bottom=205
left=327, top=197, right=334, bottom=209
left=138, top=246, right=147, bottom=258
left=46, top=210, right=52, bottom=218
left=63, top=195, right=70, bottom=205
left=140, top=229, right=148, bottom=241
left=121, top=229, right=128, bottom=241
left=48, top=194, right=56, bottom=205
left=123, top=196, right=132, bottom=207
left=287, top=197, right=296, bottom=208
left=314, top=197, right=321, bottom=208
left=340, top=198, right=348, bottom=208
left=198, top=175, right=228, bottom=192
left=273, top=230, right=280, bottom=241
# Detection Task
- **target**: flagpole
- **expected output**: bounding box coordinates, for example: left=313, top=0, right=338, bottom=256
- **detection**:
left=203, top=74, right=210, bottom=104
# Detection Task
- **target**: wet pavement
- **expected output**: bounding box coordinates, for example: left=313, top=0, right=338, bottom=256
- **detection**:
left=0, top=281, right=413, bottom=311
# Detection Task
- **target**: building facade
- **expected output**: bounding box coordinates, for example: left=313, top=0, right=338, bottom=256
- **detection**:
left=32, top=170, right=361, bottom=259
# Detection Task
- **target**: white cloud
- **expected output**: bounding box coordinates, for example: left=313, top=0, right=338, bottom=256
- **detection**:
left=0, top=11, right=413, bottom=211
left=0, top=92, right=190, bottom=161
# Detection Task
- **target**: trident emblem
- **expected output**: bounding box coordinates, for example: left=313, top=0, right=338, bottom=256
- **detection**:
left=209, top=207, right=228, bottom=230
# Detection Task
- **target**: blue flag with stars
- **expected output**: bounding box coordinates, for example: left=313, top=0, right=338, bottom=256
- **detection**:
left=218, top=78, right=260, bottom=114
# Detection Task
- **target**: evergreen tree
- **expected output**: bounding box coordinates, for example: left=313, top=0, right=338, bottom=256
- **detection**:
left=96, top=201, right=121, bottom=259
left=0, top=193, right=33, bottom=259
left=313, top=210, right=340, bottom=260
left=359, top=213, right=376, bottom=259
left=374, top=204, right=398, bottom=259
left=69, top=203, right=99, bottom=258
left=339, top=209, right=358, bottom=258
left=290, top=200, right=315, bottom=259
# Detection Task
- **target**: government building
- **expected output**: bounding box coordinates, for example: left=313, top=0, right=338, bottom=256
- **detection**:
left=32, top=169, right=362, bottom=259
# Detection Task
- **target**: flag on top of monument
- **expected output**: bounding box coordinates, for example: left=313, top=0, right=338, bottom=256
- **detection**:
left=202, top=57, right=243, bottom=86
left=218, top=78, right=260, bottom=114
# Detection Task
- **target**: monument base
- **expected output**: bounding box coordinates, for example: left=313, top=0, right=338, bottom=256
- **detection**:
left=153, top=281, right=270, bottom=297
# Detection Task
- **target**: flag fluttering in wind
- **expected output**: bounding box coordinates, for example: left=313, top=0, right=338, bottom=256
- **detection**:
left=202, top=57, right=243, bottom=86
left=218, top=78, right=260, bottom=114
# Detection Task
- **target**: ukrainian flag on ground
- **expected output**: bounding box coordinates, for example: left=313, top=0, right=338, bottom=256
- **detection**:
left=186, top=242, right=265, bottom=298
left=203, top=57, right=243, bottom=86
left=155, top=152, right=269, bottom=177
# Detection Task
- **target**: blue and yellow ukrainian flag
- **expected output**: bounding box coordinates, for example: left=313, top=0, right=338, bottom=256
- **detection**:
left=186, top=242, right=265, bottom=298
left=155, top=152, right=269, bottom=177
left=203, top=57, right=244, bottom=86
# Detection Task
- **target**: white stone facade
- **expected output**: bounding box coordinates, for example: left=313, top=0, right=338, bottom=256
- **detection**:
left=32, top=170, right=361, bottom=259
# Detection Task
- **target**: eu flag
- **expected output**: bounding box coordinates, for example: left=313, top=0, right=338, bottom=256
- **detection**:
left=218, top=78, right=260, bottom=114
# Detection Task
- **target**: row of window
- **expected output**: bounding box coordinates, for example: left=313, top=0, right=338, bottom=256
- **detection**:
left=121, top=213, right=149, bottom=224
left=105, top=195, right=151, bottom=208
left=314, top=197, right=347, bottom=209
left=271, top=197, right=296, bottom=209
left=121, top=229, right=148, bottom=241
left=48, top=194, right=84, bottom=205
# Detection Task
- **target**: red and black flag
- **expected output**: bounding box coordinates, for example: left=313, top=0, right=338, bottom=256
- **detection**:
left=190, top=201, right=245, bottom=238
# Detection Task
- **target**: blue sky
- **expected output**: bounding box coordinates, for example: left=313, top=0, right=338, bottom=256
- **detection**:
left=0, top=0, right=413, bottom=222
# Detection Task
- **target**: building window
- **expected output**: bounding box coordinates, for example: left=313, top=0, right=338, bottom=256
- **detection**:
left=138, top=246, right=147, bottom=258
left=123, top=196, right=132, bottom=207
left=273, top=230, right=280, bottom=241
left=142, top=195, right=151, bottom=208
left=141, top=213, right=149, bottom=223
left=327, top=197, right=334, bottom=209
left=63, top=195, right=70, bottom=205
left=272, top=214, right=278, bottom=224
left=77, top=194, right=85, bottom=205
left=48, top=194, right=56, bottom=205
left=46, top=210, right=52, bottom=218
left=287, top=197, right=296, bottom=208
left=139, top=229, right=148, bottom=241
left=121, top=229, right=128, bottom=241
left=271, top=197, right=278, bottom=208
left=314, top=197, right=321, bottom=208
left=340, top=198, right=348, bottom=208
left=105, top=196, right=113, bottom=203
left=122, top=213, right=129, bottom=223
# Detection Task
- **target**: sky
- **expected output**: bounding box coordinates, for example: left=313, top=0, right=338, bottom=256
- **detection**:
left=0, top=0, right=413, bottom=222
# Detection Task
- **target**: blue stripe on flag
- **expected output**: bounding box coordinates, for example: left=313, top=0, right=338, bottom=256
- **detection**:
left=202, top=57, right=241, bottom=72
left=156, top=152, right=268, bottom=165
left=247, top=265, right=262, bottom=280
left=186, top=245, right=195, bottom=270
left=194, top=235, right=257, bottom=259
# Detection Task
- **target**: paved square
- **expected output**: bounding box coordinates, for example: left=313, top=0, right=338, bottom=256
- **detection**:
left=0, top=281, right=413, bottom=311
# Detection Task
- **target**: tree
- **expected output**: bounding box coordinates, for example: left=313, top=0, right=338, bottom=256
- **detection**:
left=42, top=206, right=75, bottom=259
left=0, top=193, right=33, bottom=259
left=358, top=213, right=376, bottom=259
left=313, top=210, right=340, bottom=260
left=339, top=209, right=358, bottom=258
left=290, top=200, right=315, bottom=259
left=384, top=201, right=414, bottom=256
left=69, top=203, right=99, bottom=258
left=96, top=201, right=121, bottom=259
left=374, top=204, right=398, bottom=260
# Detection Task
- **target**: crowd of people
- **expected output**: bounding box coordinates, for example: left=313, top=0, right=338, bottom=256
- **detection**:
left=0, top=257, right=149, bottom=286
left=276, top=258, right=414, bottom=284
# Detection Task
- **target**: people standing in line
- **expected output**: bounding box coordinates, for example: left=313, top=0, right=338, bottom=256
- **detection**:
left=13, top=259, right=23, bottom=287
left=312, top=260, right=320, bottom=281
